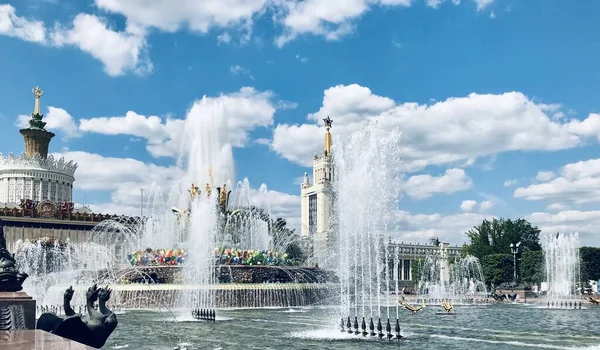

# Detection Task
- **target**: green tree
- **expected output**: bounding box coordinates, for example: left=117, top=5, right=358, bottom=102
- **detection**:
left=520, top=250, right=544, bottom=285
left=411, top=259, right=424, bottom=283
left=482, top=254, right=513, bottom=287
left=463, top=218, right=542, bottom=262
left=580, top=247, right=600, bottom=282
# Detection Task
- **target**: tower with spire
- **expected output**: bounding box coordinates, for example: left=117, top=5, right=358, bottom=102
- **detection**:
left=0, top=87, right=77, bottom=205
left=300, top=116, right=335, bottom=264
left=19, top=86, right=55, bottom=159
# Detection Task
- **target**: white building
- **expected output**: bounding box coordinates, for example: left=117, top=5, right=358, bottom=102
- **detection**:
left=300, top=117, right=334, bottom=264
left=0, top=87, right=77, bottom=205
left=387, top=238, right=462, bottom=287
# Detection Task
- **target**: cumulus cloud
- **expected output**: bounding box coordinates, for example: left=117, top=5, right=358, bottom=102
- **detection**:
left=460, top=200, right=477, bottom=212
left=479, top=200, right=495, bottom=212
left=1, top=2, right=498, bottom=76
left=271, top=84, right=595, bottom=172
left=0, top=4, right=46, bottom=43
left=274, top=0, right=411, bottom=47
left=396, top=210, right=493, bottom=244
left=50, top=14, right=152, bottom=76
left=403, top=168, right=473, bottom=200
left=503, top=179, right=518, bottom=187
left=514, top=158, right=600, bottom=205
left=459, top=199, right=494, bottom=213
left=526, top=209, right=600, bottom=245
left=52, top=150, right=300, bottom=227
left=79, top=87, right=276, bottom=158
left=394, top=205, right=599, bottom=246
left=535, top=171, right=556, bottom=182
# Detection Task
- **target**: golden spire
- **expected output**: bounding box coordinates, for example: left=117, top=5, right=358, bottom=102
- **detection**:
left=32, top=86, right=43, bottom=115
left=323, top=116, right=333, bottom=156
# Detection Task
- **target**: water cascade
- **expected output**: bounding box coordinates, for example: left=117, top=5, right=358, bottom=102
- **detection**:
left=333, top=122, right=404, bottom=340
left=417, top=253, right=487, bottom=303
left=541, top=232, right=580, bottom=307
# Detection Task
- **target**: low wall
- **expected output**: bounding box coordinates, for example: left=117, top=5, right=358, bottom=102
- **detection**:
left=117, top=265, right=338, bottom=285
left=44, top=283, right=339, bottom=309
left=116, top=284, right=337, bottom=308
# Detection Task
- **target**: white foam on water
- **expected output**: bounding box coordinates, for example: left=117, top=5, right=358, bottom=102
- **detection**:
left=291, top=328, right=412, bottom=341
left=282, top=308, right=307, bottom=313
left=430, top=334, right=590, bottom=349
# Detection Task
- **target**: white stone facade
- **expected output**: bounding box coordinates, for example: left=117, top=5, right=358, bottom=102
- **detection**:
left=387, top=241, right=462, bottom=282
left=300, top=150, right=334, bottom=264
left=0, top=153, right=77, bottom=204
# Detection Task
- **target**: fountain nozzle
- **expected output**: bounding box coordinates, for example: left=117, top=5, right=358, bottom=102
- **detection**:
left=361, top=317, right=367, bottom=337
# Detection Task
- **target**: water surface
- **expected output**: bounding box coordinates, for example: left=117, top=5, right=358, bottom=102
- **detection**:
left=104, top=303, right=600, bottom=350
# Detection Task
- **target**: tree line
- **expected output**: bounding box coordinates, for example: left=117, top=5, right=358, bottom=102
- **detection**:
left=411, top=218, right=600, bottom=288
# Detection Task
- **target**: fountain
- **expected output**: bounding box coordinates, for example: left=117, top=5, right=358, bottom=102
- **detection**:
left=12, top=97, right=333, bottom=313
left=541, top=232, right=580, bottom=308
left=416, top=252, right=487, bottom=303
left=333, top=121, right=405, bottom=340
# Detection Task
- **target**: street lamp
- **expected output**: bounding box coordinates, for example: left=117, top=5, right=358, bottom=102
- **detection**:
left=510, top=242, right=522, bottom=284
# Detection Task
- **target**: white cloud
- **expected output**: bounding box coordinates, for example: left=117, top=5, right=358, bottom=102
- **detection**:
left=535, top=171, right=555, bottom=182
left=396, top=210, right=492, bottom=244
left=0, top=4, right=46, bottom=43
left=460, top=200, right=477, bottom=212
left=473, top=0, right=495, bottom=11
left=79, top=111, right=184, bottom=158
left=514, top=158, right=600, bottom=205
left=459, top=199, right=493, bottom=212
left=403, top=168, right=473, bottom=200
left=52, top=150, right=300, bottom=230
left=272, top=84, right=594, bottom=172
left=230, top=65, right=254, bottom=79
left=79, top=87, right=276, bottom=158
left=503, top=179, right=518, bottom=187
left=50, top=14, right=152, bottom=77
left=526, top=209, right=600, bottom=245
left=426, top=0, right=461, bottom=8
left=17, top=107, right=81, bottom=139
left=95, top=0, right=267, bottom=34
left=547, top=203, right=568, bottom=211
left=2, top=2, right=498, bottom=76
left=565, top=113, right=600, bottom=141
left=274, top=0, right=411, bottom=47
left=479, top=200, right=495, bottom=212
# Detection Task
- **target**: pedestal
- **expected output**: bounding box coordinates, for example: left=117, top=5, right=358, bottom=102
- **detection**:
left=0, top=292, right=36, bottom=330
left=0, top=330, right=96, bottom=349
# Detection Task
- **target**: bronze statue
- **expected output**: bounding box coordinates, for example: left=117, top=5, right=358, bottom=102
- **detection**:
left=0, top=223, right=28, bottom=292
left=37, top=284, right=118, bottom=349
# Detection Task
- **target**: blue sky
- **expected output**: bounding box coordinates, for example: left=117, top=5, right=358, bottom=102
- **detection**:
left=1, top=0, right=599, bottom=246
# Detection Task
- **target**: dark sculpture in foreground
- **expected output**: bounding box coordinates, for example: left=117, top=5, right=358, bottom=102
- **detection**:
left=0, top=224, right=28, bottom=292
left=37, top=284, right=118, bottom=349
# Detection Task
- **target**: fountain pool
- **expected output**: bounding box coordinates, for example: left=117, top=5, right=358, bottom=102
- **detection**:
left=102, top=304, right=600, bottom=350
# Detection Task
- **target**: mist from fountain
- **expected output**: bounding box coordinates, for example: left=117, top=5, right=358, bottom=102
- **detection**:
left=417, top=254, right=487, bottom=303
left=333, top=122, right=403, bottom=328
left=16, top=95, right=293, bottom=311
left=14, top=239, right=116, bottom=306
left=220, top=179, right=271, bottom=251
left=541, top=232, right=580, bottom=301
